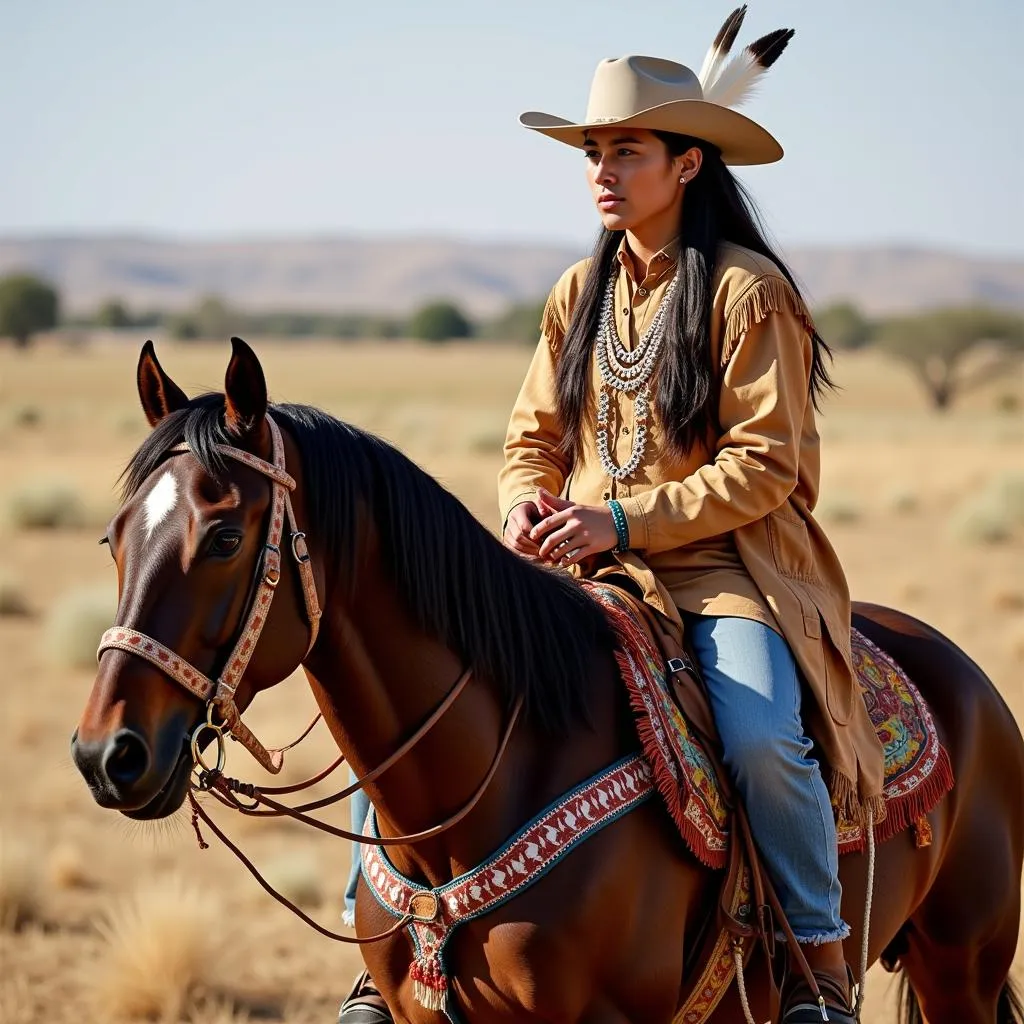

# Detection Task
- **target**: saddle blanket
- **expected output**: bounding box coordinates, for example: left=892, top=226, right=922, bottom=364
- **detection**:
left=586, top=583, right=955, bottom=870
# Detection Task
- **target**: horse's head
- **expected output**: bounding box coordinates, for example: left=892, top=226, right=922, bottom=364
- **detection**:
left=72, top=339, right=319, bottom=818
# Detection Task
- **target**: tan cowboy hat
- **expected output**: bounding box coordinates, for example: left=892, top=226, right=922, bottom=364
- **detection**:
left=520, top=7, right=793, bottom=166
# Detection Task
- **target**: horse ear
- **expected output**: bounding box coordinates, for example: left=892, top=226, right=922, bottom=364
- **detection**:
left=137, top=340, right=189, bottom=427
left=223, top=337, right=268, bottom=438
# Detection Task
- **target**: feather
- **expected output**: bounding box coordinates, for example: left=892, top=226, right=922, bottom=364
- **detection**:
left=702, top=28, right=795, bottom=109
left=697, top=6, right=747, bottom=92
left=746, top=27, right=795, bottom=70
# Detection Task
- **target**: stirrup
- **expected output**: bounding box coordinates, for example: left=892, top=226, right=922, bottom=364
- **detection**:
left=338, top=969, right=394, bottom=1024
left=781, top=965, right=857, bottom=1023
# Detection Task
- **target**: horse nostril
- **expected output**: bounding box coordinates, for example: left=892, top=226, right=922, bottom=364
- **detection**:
left=103, top=729, right=151, bottom=788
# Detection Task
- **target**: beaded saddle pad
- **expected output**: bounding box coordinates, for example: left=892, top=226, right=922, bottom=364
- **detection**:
left=585, top=583, right=955, bottom=869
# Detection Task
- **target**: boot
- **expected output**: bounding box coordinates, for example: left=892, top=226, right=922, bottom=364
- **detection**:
left=338, top=970, right=394, bottom=1024
left=780, top=940, right=857, bottom=1023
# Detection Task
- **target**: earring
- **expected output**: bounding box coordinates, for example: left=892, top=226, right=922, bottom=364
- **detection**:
left=679, top=175, right=687, bottom=184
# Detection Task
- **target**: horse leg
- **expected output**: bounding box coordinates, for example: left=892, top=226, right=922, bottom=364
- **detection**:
left=893, top=804, right=1023, bottom=1023
left=897, top=916, right=1022, bottom=1024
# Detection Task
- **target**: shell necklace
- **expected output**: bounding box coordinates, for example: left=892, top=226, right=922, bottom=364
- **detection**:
left=594, top=269, right=677, bottom=481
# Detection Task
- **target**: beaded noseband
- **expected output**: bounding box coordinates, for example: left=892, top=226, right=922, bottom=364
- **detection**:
left=96, top=413, right=322, bottom=774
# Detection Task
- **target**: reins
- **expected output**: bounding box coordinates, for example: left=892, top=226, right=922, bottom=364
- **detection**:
left=97, top=412, right=521, bottom=946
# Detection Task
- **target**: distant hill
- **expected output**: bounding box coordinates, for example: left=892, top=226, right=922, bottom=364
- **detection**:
left=0, top=235, right=1021, bottom=318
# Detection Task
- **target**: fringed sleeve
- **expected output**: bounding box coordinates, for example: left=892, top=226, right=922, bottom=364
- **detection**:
left=721, top=274, right=815, bottom=364
left=539, top=290, right=566, bottom=353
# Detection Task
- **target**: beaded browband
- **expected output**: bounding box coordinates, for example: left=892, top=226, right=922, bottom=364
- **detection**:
left=96, top=413, right=322, bottom=773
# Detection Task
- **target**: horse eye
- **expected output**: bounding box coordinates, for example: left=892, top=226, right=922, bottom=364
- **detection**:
left=209, top=531, right=242, bottom=556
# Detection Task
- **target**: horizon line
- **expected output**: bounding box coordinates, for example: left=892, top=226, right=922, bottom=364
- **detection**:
left=0, top=229, right=1021, bottom=263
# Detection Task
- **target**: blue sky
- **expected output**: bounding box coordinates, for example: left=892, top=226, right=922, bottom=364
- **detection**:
left=2, top=0, right=1022, bottom=255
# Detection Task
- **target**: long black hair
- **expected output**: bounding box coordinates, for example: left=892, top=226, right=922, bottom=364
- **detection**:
left=555, top=133, right=835, bottom=463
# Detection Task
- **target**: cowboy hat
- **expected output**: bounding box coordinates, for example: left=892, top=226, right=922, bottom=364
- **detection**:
left=519, top=7, right=793, bottom=166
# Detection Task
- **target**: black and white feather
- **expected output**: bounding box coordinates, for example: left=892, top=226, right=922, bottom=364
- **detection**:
left=697, top=6, right=748, bottom=94
left=699, top=8, right=795, bottom=110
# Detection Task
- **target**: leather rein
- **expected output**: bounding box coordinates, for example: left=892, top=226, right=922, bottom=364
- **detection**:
left=95, top=412, right=521, bottom=945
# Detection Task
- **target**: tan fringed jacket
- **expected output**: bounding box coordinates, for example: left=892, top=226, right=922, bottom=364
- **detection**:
left=498, top=239, right=884, bottom=819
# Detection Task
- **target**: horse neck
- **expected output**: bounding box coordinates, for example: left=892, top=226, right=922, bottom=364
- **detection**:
left=302, top=557, right=523, bottom=886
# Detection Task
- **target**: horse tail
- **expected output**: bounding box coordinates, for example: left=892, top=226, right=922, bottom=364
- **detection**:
left=999, top=978, right=1024, bottom=1024
left=896, top=973, right=924, bottom=1024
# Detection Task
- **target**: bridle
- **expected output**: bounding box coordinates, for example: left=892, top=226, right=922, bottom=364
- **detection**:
left=94, top=411, right=522, bottom=945
left=97, top=413, right=322, bottom=774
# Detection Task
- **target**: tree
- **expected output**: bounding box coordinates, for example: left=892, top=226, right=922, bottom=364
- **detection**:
left=814, top=302, right=874, bottom=351
left=95, top=298, right=132, bottom=329
left=873, top=306, right=1024, bottom=410
left=169, top=295, right=240, bottom=340
left=408, top=300, right=472, bottom=343
left=0, top=273, right=59, bottom=348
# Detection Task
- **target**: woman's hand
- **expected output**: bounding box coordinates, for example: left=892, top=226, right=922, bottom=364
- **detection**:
left=502, top=500, right=543, bottom=561
left=530, top=487, right=618, bottom=566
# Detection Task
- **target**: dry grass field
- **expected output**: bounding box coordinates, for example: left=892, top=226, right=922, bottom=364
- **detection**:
left=1, top=337, right=1021, bottom=1023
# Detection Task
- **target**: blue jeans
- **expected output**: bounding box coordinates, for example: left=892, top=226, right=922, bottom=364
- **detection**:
left=685, top=614, right=850, bottom=945
left=343, top=772, right=371, bottom=925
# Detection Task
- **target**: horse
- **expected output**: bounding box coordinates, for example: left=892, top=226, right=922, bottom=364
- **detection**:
left=72, top=338, right=1023, bottom=1023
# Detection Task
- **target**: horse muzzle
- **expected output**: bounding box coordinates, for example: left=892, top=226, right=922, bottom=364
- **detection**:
left=71, top=724, right=192, bottom=817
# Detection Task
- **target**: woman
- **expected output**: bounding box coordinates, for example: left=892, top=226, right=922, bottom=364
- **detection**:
left=497, top=11, right=885, bottom=1023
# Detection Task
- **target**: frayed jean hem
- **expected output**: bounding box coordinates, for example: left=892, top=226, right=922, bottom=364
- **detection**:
left=781, top=922, right=852, bottom=946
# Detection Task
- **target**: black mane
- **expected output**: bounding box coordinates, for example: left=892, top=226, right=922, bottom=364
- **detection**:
left=123, top=395, right=614, bottom=735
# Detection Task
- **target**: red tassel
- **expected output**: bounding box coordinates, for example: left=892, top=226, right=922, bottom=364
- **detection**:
left=410, top=951, right=448, bottom=1011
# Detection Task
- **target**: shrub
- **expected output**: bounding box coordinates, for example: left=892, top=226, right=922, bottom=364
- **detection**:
left=48, top=843, right=91, bottom=890
left=993, top=471, right=1024, bottom=526
left=995, top=392, right=1020, bottom=414
left=5, top=478, right=87, bottom=530
left=3, top=402, right=42, bottom=429
left=886, top=488, right=920, bottom=516
left=948, top=498, right=1012, bottom=545
left=0, top=573, right=30, bottom=617
left=816, top=493, right=862, bottom=525
left=949, top=471, right=1024, bottom=546
left=262, top=851, right=322, bottom=909
left=0, top=832, right=43, bottom=931
left=45, top=585, right=116, bottom=669
left=90, top=876, right=226, bottom=1021
left=465, top=425, right=506, bottom=455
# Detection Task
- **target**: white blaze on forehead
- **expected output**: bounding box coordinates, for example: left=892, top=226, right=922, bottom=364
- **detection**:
left=143, top=471, right=178, bottom=538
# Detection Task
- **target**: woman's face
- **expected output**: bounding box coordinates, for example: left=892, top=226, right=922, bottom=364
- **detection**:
left=583, top=128, right=697, bottom=235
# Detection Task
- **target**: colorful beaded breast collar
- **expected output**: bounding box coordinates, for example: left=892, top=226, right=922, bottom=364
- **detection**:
left=361, top=755, right=654, bottom=1017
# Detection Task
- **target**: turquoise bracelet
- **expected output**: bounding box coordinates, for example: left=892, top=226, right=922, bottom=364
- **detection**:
left=607, top=499, right=630, bottom=553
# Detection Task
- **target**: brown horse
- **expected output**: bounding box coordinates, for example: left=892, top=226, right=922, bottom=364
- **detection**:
left=73, top=339, right=1023, bottom=1023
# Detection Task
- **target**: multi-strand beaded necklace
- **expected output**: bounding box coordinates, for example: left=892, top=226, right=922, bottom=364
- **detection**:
left=594, top=269, right=678, bottom=481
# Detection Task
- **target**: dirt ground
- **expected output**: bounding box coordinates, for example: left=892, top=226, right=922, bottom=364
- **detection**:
left=1, top=338, right=1021, bottom=1023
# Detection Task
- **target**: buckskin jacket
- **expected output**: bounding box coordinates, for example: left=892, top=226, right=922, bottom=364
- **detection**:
left=498, top=239, right=885, bottom=820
